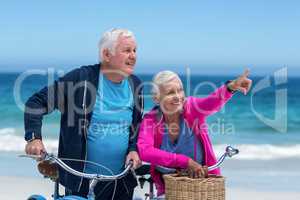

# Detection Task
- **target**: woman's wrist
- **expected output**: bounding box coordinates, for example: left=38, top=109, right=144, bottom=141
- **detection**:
left=187, top=158, right=197, bottom=169
left=226, top=80, right=238, bottom=93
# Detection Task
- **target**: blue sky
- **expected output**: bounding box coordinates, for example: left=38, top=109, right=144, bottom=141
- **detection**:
left=0, top=0, right=299, bottom=75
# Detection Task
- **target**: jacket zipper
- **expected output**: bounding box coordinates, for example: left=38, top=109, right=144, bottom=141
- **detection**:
left=140, top=89, right=144, bottom=116
left=78, top=80, right=88, bottom=192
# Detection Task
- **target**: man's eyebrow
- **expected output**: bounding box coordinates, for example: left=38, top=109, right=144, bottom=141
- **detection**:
left=122, top=45, right=136, bottom=50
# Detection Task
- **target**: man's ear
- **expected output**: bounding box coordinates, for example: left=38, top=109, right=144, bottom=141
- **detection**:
left=102, top=49, right=111, bottom=63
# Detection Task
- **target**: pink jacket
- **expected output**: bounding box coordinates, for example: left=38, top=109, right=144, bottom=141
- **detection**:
left=137, top=85, right=233, bottom=195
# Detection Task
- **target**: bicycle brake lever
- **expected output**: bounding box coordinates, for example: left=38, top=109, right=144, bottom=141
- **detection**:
left=19, top=151, right=49, bottom=161
left=19, top=154, right=44, bottom=161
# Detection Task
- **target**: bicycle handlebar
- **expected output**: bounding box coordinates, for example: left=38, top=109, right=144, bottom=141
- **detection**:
left=155, top=145, right=239, bottom=173
left=19, top=153, right=133, bottom=181
left=20, top=145, right=238, bottom=179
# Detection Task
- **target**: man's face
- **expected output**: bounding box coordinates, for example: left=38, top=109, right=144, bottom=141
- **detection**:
left=108, top=36, right=137, bottom=76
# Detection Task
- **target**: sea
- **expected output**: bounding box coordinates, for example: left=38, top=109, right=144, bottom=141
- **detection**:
left=0, top=71, right=299, bottom=192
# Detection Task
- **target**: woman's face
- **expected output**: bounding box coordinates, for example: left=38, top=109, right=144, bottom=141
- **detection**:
left=157, top=78, right=185, bottom=115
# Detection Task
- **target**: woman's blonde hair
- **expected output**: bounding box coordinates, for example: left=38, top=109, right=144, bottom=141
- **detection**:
left=151, top=70, right=183, bottom=97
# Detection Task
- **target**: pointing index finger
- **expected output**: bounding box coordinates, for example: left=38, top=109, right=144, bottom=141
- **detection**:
left=242, top=69, right=250, bottom=78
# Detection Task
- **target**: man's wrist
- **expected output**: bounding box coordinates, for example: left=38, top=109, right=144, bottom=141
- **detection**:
left=25, top=131, right=42, bottom=142
left=27, top=138, right=42, bottom=143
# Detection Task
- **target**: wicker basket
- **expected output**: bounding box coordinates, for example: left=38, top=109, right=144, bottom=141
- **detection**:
left=163, top=174, right=225, bottom=200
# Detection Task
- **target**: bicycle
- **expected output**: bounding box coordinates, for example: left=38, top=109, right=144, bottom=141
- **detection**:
left=20, top=146, right=239, bottom=200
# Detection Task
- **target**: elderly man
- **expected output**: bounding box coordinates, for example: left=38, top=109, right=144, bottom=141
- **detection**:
left=24, top=28, right=144, bottom=199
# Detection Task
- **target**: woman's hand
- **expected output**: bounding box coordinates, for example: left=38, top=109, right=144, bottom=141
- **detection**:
left=227, top=69, right=252, bottom=95
left=187, top=158, right=208, bottom=178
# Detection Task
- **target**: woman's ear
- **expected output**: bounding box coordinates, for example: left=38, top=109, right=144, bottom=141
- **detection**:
left=152, top=95, right=160, bottom=105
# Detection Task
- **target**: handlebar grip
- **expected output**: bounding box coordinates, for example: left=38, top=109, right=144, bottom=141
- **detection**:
left=126, top=160, right=134, bottom=168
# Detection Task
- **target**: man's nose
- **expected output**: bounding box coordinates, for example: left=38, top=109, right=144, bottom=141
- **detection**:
left=129, top=51, right=136, bottom=59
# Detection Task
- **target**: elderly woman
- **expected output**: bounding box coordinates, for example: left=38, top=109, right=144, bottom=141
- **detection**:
left=137, top=70, right=251, bottom=196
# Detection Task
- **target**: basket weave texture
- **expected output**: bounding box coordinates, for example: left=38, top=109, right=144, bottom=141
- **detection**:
left=163, top=174, right=225, bottom=200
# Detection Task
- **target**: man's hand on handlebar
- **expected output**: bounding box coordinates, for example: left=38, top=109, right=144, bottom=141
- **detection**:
left=25, top=139, right=46, bottom=156
left=126, top=151, right=142, bottom=170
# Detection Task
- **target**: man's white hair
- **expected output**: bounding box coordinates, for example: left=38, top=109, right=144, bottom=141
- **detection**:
left=152, top=70, right=183, bottom=96
left=98, top=28, right=135, bottom=61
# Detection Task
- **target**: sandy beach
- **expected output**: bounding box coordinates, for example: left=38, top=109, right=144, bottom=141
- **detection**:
left=2, top=143, right=300, bottom=199
left=1, top=155, right=300, bottom=200
left=1, top=175, right=300, bottom=200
